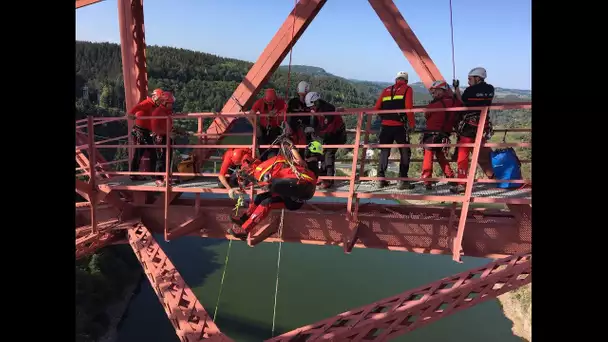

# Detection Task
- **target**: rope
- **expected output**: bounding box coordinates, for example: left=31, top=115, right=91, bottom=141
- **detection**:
left=448, top=0, right=456, bottom=80
left=283, top=0, right=298, bottom=125
left=271, top=208, right=285, bottom=337
left=212, top=195, right=244, bottom=322
left=212, top=239, right=232, bottom=322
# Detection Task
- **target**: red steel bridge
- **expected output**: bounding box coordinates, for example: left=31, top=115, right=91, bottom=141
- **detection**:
left=75, top=0, right=532, bottom=340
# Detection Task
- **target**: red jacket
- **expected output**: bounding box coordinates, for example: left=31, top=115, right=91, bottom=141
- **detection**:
left=150, top=106, right=173, bottom=135
left=219, top=148, right=252, bottom=175
left=128, top=97, right=156, bottom=130
left=251, top=99, right=287, bottom=128
left=424, top=95, right=463, bottom=132
left=374, top=80, right=414, bottom=128
left=251, top=155, right=316, bottom=185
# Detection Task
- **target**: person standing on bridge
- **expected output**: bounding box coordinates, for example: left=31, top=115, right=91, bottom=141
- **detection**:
left=374, top=71, right=416, bottom=190
left=127, top=88, right=166, bottom=181
left=250, top=88, right=286, bottom=160
left=452, top=67, right=495, bottom=193
left=217, top=148, right=253, bottom=191
left=150, top=91, right=176, bottom=186
left=420, top=81, right=461, bottom=191
left=305, top=92, right=346, bottom=189
left=227, top=141, right=323, bottom=240
left=287, top=81, right=312, bottom=148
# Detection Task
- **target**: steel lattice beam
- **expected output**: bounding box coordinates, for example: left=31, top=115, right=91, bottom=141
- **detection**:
left=76, top=0, right=104, bottom=9
left=196, top=0, right=326, bottom=165
left=118, top=0, right=148, bottom=168
left=368, top=0, right=444, bottom=88
left=126, top=223, right=232, bottom=341
left=197, top=0, right=447, bottom=167
left=267, top=253, right=531, bottom=341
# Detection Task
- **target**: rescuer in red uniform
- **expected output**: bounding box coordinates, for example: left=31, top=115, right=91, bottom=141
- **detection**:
left=305, top=92, right=346, bottom=189
left=217, top=148, right=253, bottom=191
left=374, top=71, right=416, bottom=190
left=420, top=81, right=461, bottom=190
left=150, top=91, right=176, bottom=186
left=452, top=67, right=495, bottom=193
left=287, top=81, right=312, bottom=147
left=227, top=141, right=323, bottom=240
left=250, top=88, right=287, bottom=160
left=127, top=88, right=166, bottom=181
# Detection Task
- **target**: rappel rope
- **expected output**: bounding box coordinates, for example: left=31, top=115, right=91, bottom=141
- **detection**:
left=283, top=0, right=299, bottom=126
left=448, top=0, right=456, bottom=81
left=271, top=208, right=285, bottom=337
left=212, top=195, right=244, bottom=322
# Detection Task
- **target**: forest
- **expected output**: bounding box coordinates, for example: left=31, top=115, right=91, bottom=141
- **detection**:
left=75, top=40, right=531, bottom=168
left=75, top=40, right=531, bottom=341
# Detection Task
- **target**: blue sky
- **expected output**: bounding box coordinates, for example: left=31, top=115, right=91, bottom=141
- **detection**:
left=76, top=0, right=531, bottom=90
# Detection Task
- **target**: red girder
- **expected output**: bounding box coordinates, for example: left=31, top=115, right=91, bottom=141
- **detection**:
left=198, top=0, right=444, bottom=166
left=268, top=253, right=531, bottom=341
left=126, top=223, right=232, bottom=341
left=197, top=0, right=326, bottom=165
left=76, top=1, right=532, bottom=339
left=76, top=0, right=104, bottom=9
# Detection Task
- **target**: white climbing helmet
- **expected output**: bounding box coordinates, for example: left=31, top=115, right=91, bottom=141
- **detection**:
left=297, top=81, right=310, bottom=94
left=430, top=80, right=448, bottom=90
left=395, top=71, right=409, bottom=81
left=468, top=67, right=487, bottom=79
left=305, top=92, right=321, bottom=107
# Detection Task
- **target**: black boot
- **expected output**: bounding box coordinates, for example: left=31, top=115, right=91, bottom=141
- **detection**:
left=230, top=213, right=250, bottom=226
left=397, top=181, right=415, bottom=190
left=227, top=227, right=248, bottom=240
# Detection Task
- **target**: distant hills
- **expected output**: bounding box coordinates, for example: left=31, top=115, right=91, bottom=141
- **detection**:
left=280, top=64, right=531, bottom=101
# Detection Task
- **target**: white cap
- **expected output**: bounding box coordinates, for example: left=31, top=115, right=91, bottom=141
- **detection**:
left=468, top=67, right=487, bottom=79
left=395, top=71, right=409, bottom=81
left=297, top=81, right=310, bottom=94
left=304, top=92, right=321, bottom=107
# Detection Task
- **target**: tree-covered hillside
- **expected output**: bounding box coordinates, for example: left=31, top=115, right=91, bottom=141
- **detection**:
left=75, top=40, right=531, bottom=175
left=76, top=40, right=531, bottom=137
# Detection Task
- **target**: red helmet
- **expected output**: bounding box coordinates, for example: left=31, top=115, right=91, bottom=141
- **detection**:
left=151, top=89, right=164, bottom=104
left=264, top=88, right=277, bottom=103
left=230, top=148, right=252, bottom=165
left=160, top=91, right=175, bottom=108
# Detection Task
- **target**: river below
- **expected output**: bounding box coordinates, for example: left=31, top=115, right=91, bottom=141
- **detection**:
left=116, top=236, right=521, bottom=342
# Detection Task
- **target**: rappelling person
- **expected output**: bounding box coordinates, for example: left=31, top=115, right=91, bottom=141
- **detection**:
left=373, top=71, right=416, bottom=190
left=150, top=90, right=177, bottom=186
left=287, top=81, right=312, bottom=148
left=420, top=80, right=461, bottom=191
left=451, top=67, right=495, bottom=193
left=227, top=140, right=322, bottom=240
left=305, top=91, right=346, bottom=189
left=250, top=88, right=286, bottom=160
left=217, top=148, right=253, bottom=192
left=126, top=88, right=166, bottom=181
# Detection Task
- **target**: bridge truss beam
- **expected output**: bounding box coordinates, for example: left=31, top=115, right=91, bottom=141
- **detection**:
left=126, top=222, right=232, bottom=341
left=267, top=253, right=531, bottom=341
left=76, top=199, right=532, bottom=260
left=118, top=0, right=148, bottom=167
left=200, top=0, right=444, bottom=167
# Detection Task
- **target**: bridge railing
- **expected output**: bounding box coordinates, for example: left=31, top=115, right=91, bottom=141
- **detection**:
left=76, top=102, right=531, bottom=258
left=78, top=102, right=531, bottom=187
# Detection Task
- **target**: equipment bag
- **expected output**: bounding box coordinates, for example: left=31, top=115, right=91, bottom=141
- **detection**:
left=490, top=147, right=522, bottom=189
left=177, top=154, right=196, bottom=181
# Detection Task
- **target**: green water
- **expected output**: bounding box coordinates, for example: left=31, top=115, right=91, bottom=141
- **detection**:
left=116, top=236, right=521, bottom=341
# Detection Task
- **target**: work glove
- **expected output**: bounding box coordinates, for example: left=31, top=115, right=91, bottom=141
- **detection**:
left=452, top=79, right=460, bottom=89
left=228, top=188, right=241, bottom=200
